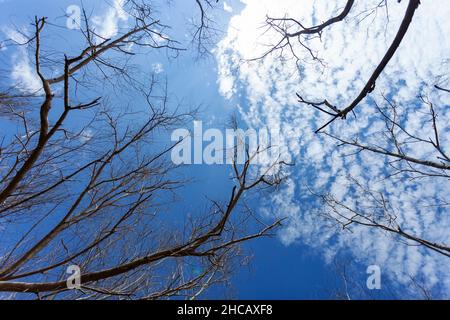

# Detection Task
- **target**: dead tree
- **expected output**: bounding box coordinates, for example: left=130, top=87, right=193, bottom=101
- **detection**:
left=255, top=0, right=421, bottom=132
left=253, top=0, right=448, bottom=259
left=325, top=93, right=450, bottom=179
left=0, top=4, right=284, bottom=299
left=328, top=256, right=435, bottom=299
left=311, top=176, right=450, bottom=258
left=310, top=89, right=450, bottom=258
left=193, top=0, right=221, bottom=56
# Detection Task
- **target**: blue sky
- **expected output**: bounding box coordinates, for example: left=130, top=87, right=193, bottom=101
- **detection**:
left=1, top=0, right=448, bottom=299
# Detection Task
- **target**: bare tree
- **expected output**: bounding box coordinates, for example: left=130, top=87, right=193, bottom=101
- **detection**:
left=0, top=3, right=285, bottom=299
left=308, top=87, right=450, bottom=258
left=325, top=93, right=450, bottom=178
left=255, top=0, right=420, bottom=132
left=193, top=0, right=222, bottom=56
left=126, top=0, right=222, bottom=56
left=311, top=176, right=450, bottom=258
left=327, top=256, right=436, bottom=300
left=249, top=0, right=449, bottom=260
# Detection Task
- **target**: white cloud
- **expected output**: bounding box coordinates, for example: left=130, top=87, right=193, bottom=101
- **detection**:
left=217, top=0, right=450, bottom=297
left=91, top=0, right=129, bottom=42
left=223, top=2, right=233, bottom=13
left=11, top=53, right=43, bottom=94
left=152, top=63, right=164, bottom=74
left=79, top=129, right=94, bottom=143
left=2, top=27, right=43, bottom=94
left=2, top=27, right=28, bottom=44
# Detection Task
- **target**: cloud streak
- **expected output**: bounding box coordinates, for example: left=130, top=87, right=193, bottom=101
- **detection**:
left=92, top=0, right=129, bottom=42
left=2, top=27, right=43, bottom=94
left=217, top=0, right=450, bottom=298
